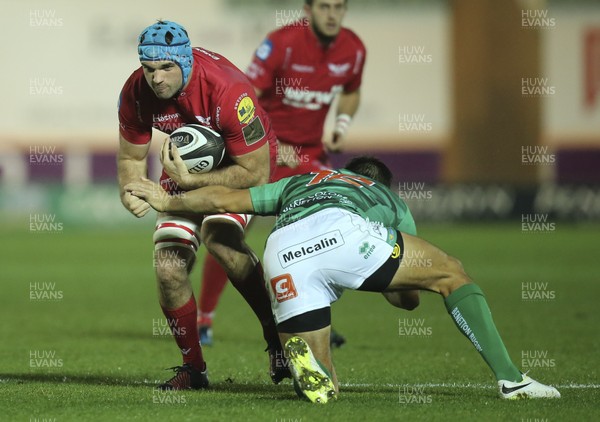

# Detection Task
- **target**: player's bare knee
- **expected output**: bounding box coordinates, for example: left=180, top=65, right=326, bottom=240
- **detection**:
left=437, top=255, right=471, bottom=297
left=201, top=221, right=257, bottom=277
left=154, top=248, right=192, bottom=287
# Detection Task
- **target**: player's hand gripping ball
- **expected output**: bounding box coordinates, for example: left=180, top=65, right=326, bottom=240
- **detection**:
left=169, top=124, right=226, bottom=173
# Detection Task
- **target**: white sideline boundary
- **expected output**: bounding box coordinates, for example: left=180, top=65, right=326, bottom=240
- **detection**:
left=341, top=382, right=600, bottom=389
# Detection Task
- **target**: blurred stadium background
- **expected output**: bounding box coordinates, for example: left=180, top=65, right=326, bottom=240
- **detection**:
left=0, top=0, right=599, bottom=225
left=1, top=0, right=599, bottom=420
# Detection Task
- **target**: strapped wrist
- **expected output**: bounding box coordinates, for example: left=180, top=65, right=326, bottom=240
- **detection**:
left=334, top=113, right=352, bottom=136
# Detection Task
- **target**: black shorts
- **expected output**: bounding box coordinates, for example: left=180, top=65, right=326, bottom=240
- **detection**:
left=277, top=307, right=331, bottom=333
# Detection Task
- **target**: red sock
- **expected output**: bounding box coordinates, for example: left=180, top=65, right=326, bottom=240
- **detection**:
left=197, top=254, right=229, bottom=327
left=161, top=295, right=205, bottom=371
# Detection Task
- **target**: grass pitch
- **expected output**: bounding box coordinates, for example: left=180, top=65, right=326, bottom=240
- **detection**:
left=0, top=218, right=598, bottom=421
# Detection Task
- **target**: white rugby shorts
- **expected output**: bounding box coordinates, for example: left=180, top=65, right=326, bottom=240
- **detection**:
left=263, top=208, right=396, bottom=324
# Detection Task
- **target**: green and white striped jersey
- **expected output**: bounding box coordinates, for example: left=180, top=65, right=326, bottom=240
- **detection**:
left=249, top=169, right=417, bottom=236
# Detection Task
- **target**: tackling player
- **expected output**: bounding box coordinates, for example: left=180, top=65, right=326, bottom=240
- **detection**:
left=126, top=155, right=561, bottom=403
left=197, top=0, right=365, bottom=348
left=117, top=20, right=290, bottom=390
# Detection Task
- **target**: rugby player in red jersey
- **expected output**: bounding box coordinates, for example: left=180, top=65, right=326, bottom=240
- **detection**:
left=197, top=0, right=365, bottom=348
left=117, top=20, right=290, bottom=390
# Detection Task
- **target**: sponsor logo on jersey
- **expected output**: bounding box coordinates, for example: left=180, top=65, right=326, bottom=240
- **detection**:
left=328, top=62, right=351, bottom=77
left=152, top=112, right=181, bottom=123
left=151, top=112, right=184, bottom=133
left=235, top=93, right=255, bottom=124
left=278, top=230, right=344, bottom=268
left=270, top=274, right=298, bottom=303
left=195, top=115, right=211, bottom=126
left=256, top=39, right=273, bottom=61
left=215, top=106, right=222, bottom=129
left=282, top=84, right=344, bottom=110
left=291, top=63, right=315, bottom=73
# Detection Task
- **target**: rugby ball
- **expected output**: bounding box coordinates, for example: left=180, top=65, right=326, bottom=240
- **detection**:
left=169, top=124, right=226, bottom=174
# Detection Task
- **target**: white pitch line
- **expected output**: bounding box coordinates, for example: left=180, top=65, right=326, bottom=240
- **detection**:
left=341, top=382, right=600, bottom=389
left=2, top=378, right=597, bottom=390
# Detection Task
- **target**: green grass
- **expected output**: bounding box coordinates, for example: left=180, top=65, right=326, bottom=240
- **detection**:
left=0, top=220, right=598, bottom=421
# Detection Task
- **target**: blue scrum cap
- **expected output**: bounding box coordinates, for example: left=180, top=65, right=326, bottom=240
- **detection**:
left=138, top=20, right=193, bottom=89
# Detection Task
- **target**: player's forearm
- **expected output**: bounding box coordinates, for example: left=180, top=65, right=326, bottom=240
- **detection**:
left=337, top=90, right=360, bottom=117
left=167, top=186, right=250, bottom=214
left=166, top=188, right=218, bottom=213
left=183, top=163, right=267, bottom=190
left=117, top=136, right=151, bottom=195
left=331, top=90, right=360, bottom=144
left=117, top=157, right=147, bottom=196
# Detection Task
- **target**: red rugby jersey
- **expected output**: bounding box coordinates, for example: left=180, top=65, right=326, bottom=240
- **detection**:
left=118, top=47, right=277, bottom=183
left=246, top=23, right=366, bottom=148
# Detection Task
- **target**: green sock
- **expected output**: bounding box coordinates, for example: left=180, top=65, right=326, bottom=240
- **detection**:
left=444, top=283, right=522, bottom=382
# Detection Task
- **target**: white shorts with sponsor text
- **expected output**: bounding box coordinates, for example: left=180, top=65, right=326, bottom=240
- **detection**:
left=263, top=208, right=395, bottom=325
